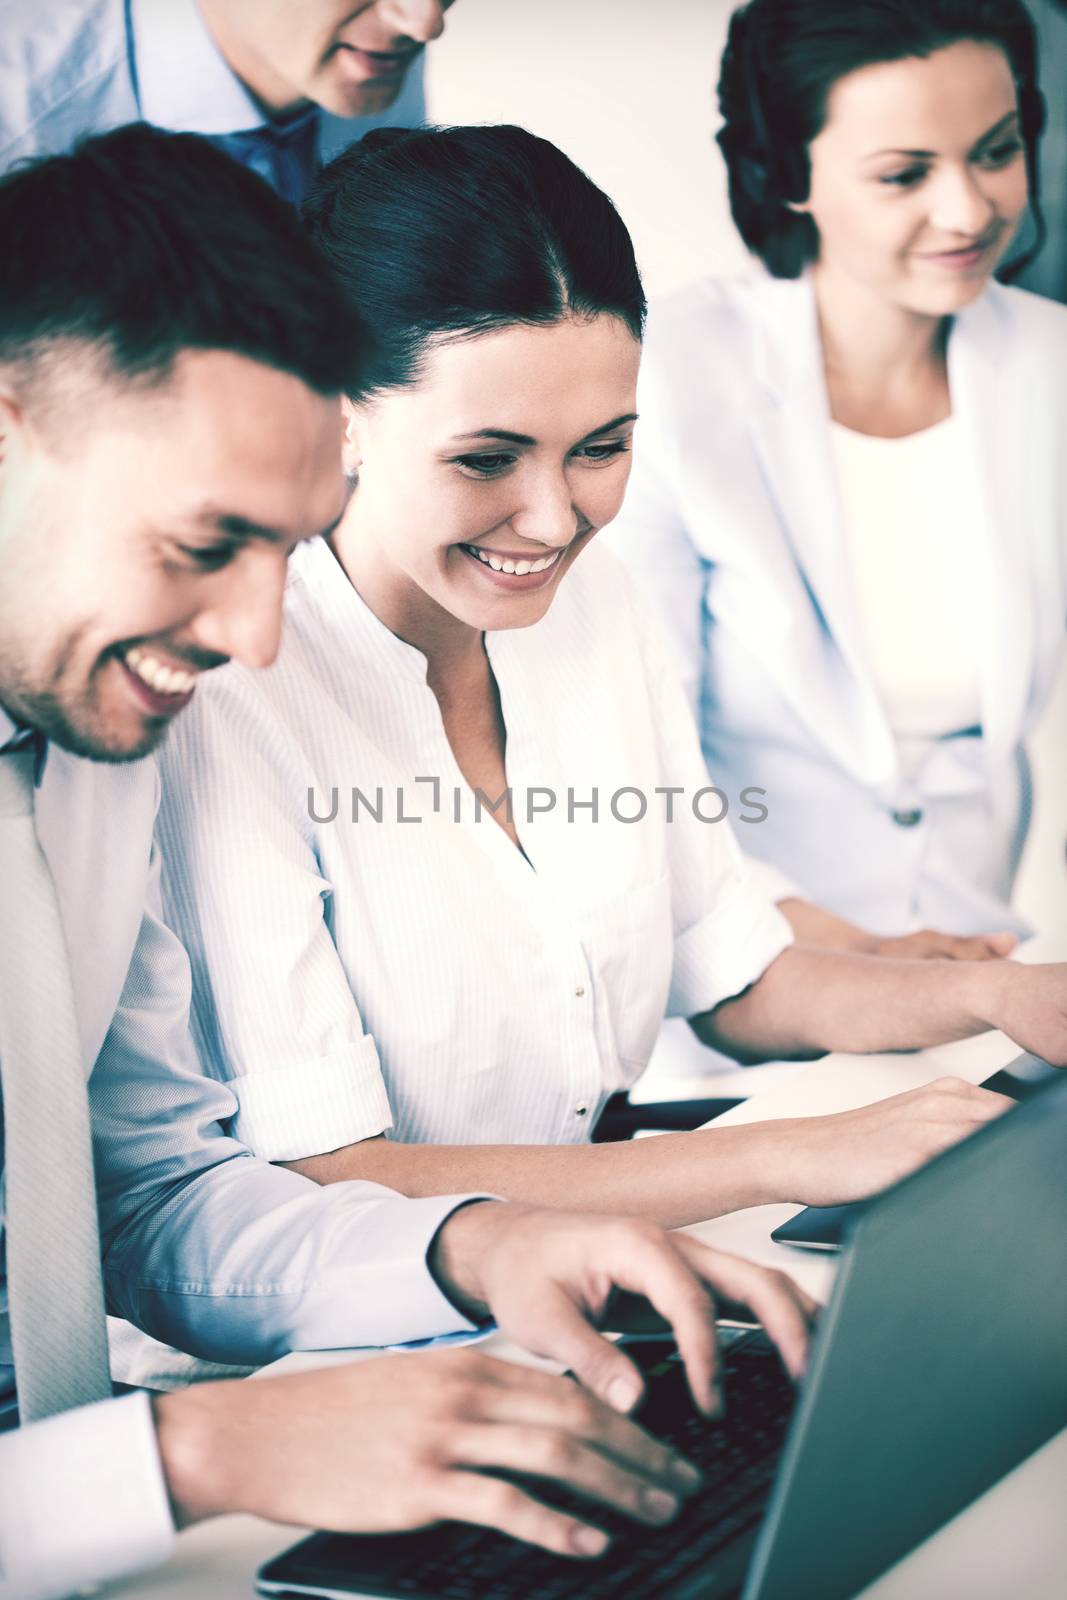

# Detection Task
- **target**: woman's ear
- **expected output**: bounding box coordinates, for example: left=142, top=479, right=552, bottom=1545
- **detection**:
left=341, top=395, right=364, bottom=478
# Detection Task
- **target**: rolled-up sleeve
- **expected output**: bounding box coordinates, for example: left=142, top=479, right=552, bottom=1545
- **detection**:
left=92, top=838, right=490, bottom=1363
left=0, top=1393, right=173, bottom=1600
left=156, top=665, right=393, bottom=1162
left=624, top=576, right=794, bottom=1019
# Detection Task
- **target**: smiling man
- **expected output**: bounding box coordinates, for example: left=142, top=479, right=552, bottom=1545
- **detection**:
left=0, top=0, right=455, bottom=201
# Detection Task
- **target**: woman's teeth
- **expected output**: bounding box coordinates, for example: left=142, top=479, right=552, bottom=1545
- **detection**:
left=463, top=546, right=561, bottom=576
left=124, top=646, right=197, bottom=695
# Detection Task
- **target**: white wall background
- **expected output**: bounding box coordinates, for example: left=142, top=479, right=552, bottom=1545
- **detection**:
left=427, top=0, right=1066, bottom=937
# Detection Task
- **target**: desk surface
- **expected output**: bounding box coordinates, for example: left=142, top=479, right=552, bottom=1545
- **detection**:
left=103, top=932, right=1067, bottom=1600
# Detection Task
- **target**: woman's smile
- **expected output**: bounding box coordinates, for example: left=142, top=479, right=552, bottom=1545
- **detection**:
left=458, top=541, right=567, bottom=591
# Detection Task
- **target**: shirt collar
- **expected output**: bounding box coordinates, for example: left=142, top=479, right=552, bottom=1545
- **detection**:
left=0, top=705, right=48, bottom=783
left=131, top=0, right=274, bottom=136
left=289, top=537, right=432, bottom=685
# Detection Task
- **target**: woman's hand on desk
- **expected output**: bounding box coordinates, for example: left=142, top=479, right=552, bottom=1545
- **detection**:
left=764, top=1077, right=1016, bottom=1209
left=776, top=898, right=1018, bottom=962
left=973, top=961, right=1067, bottom=1067
left=865, top=928, right=1019, bottom=962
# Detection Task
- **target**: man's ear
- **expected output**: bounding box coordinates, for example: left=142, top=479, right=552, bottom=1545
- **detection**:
left=0, top=390, right=25, bottom=474
left=341, top=395, right=364, bottom=478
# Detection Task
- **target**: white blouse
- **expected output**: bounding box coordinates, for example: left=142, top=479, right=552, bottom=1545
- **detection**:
left=156, top=536, right=792, bottom=1162
left=829, top=416, right=984, bottom=779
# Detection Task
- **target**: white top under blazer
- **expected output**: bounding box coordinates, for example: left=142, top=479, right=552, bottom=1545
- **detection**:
left=604, top=274, right=1067, bottom=938
left=155, top=537, right=791, bottom=1163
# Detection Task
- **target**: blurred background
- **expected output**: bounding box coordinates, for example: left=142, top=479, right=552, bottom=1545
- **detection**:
left=428, top=0, right=1067, bottom=938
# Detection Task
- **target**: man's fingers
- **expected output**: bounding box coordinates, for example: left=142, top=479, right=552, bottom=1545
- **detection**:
left=675, top=1239, right=816, bottom=1381
left=462, top=1361, right=701, bottom=1491
left=607, top=1234, right=721, bottom=1417
left=436, top=1469, right=611, bottom=1560
left=450, top=1421, right=694, bottom=1525
left=519, top=1283, right=651, bottom=1415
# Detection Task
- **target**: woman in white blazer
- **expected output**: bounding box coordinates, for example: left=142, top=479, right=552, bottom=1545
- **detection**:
left=606, top=0, right=1066, bottom=942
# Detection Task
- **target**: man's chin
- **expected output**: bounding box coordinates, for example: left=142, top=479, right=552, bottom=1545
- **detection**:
left=21, top=703, right=172, bottom=765
left=324, top=78, right=403, bottom=119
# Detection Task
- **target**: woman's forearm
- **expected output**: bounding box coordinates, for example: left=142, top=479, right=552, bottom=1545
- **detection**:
left=283, top=1065, right=1019, bottom=1227
left=284, top=1125, right=793, bottom=1231
left=694, top=944, right=993, bottom=1061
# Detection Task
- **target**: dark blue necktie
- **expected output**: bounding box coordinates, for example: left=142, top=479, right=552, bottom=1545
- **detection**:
left=215, top=108, right=320, bottom=208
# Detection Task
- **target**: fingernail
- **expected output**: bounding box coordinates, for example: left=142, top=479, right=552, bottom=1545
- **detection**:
left=572, top=1525, right=610, bottom=1557
left=670, top=1458, right=703, bottom=1491
left=607, top=1376, right=641, bottom=1413
left=703, top=1385, right=724, bottom=1416
left=641, top=1488, right=679, bottom=1522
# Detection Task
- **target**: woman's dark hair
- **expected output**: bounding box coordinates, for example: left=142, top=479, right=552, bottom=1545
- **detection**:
left=303, top=124, right=646, bottom=400
left=716, top=0, right=1046, bottom=280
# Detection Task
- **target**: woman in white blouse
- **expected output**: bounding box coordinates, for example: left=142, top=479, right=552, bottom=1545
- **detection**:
left=156, top=125, right=1066, bottom=1228
left=606, top=0, right=1067, bottom=945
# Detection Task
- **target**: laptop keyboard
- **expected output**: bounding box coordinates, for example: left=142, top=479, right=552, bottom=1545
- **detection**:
left=277, top=1332, right=797, bottom=1600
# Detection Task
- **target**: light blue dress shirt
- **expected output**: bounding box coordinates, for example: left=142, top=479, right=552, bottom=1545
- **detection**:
left=0, top=0, right=426, bottom=195
left=0, top=702, right=488, bottom=1595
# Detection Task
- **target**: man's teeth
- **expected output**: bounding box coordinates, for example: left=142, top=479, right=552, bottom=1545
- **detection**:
left=464, top=546, right=561, bottom=576
left=124, top=647, right=197, bottom=695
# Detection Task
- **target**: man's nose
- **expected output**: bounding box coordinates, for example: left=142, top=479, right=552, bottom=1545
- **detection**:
left=188, top=553, right=288, bottom=673
left=380, top=0, right=447, bottom=45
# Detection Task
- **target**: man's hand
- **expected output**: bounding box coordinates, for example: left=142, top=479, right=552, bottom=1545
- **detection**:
left=154, top=1348, right=706, bottom=1558
left=430, top=1204, right=817, bottom=1415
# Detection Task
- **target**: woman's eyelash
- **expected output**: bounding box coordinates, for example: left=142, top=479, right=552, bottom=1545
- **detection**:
left=578, top=440, right=632, bottom=461
left=980, top=138, right=1024, bottom=167
left=178, top=543, right=234, bottom=571
left=879, top=139, right=1024, bottom=189
left=880, top=166, right=927, bottom=188
left=453, top=441, right=632, bottom=477
left=453, top=453, right=517, bottom=476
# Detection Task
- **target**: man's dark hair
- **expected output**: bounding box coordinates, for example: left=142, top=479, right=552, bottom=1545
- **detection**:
left=716, top=0, right=1045, bottom=280
left=0, top=121, right=360, bottom=405
left=303, top=124, right=646, bottom=401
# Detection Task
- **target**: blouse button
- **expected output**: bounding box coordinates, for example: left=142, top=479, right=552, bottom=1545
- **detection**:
left=891, top=807, right=924, bottom=828
left=574, top=985, right=586, bottom=998
left=574, top=1104, right=588, bottom=1117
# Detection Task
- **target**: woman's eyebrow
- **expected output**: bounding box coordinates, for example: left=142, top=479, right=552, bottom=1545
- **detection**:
left=579, top=413, right=640, bottom=442
left=448, top=414, right=639, bottom=448
left=449, top=427, right=537, bottom=445
left=866, top=110, right=1021, bottom=162
left=970, top=109, right=1022, bottom=150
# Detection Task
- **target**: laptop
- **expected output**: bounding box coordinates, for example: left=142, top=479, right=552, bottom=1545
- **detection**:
left=258, top=1062, right=1067, bottom=1600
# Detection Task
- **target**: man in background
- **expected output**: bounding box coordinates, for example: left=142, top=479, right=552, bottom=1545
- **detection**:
left=0, top=0, right=454, bottom=200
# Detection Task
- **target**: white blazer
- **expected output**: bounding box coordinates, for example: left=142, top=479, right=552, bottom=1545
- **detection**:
left=605, top=274, right=1067, bottom=936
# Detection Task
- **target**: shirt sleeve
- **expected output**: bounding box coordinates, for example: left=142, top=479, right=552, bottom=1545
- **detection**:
left=618, top=565, right=794, bottom=1019
left=156, top=669, right=393, bottom=1162
left=0, top=1393, right=174, bottom=1600
left=92, top=803, right=491, bottom=1365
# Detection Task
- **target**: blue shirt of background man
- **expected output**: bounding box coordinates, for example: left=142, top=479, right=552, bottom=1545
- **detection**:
left=0, top=0, right=426, bottom=198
